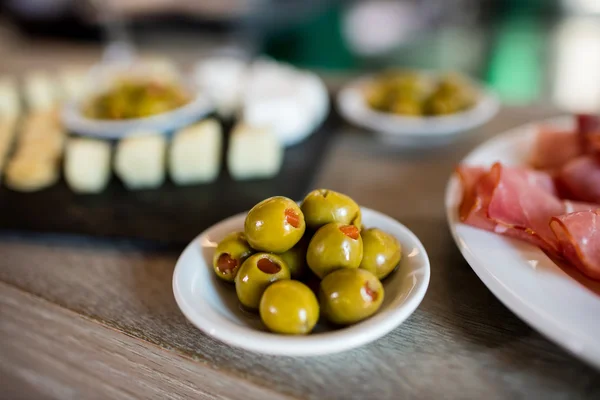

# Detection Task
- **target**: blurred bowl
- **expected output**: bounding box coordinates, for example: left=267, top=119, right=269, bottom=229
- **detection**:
left=62, top=61, right=214, bottom=139
left=336, top=74, right=499, bottom=147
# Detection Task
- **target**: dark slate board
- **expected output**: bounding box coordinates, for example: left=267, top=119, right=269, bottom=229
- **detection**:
left=0, top=112, right=338, bottom=245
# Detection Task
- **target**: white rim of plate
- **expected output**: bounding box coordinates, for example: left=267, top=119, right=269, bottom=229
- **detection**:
left=172, top=208, right=431, bottom=356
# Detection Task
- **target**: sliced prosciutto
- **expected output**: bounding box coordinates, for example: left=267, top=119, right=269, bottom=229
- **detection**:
left=458, top=163, right=563, bottom=252
left=577, top=114, right=600, bottom=155
left=528, top=127, right=581, bottom=170
left=455, top=114, right=600, bottom=281
left=558, top=156, right=600, bottom=203
left=456, top=165, right=496, bottom=231
left=484, top=163, right=563, bottom=253
left=457, top=163, right=600, bottom=256
left=550, top=210, right=600, bottom=280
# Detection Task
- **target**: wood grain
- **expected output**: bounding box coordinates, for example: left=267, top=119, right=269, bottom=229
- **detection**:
left=1, top=107, right=600, bottom=399
left=0, top=282, right=291, bottom=400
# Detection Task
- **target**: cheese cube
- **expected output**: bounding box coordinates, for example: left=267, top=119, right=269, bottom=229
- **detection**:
left=24, top=71, right=57, bottom=111
left=227, top=124, right=283, bottom=180
left=169, top=119, right=222, bottom=185
left=64, top=138, right=111, bottom=193
left=114, top=133, right=166, bottom=189
left=0, top=77, right=21, bottom=121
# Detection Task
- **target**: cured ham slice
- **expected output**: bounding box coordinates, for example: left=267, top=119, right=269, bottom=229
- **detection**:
left=529, top=128, right=581, bottom=170
left=455, top=115, right=600, bottom=281
left=484, top=163, right=563, bottom=253
left=550, top=210, right=600, bottom=280
left=457, top=163, right=600, bottom=256
left=577, top=114, right=600, bottom=155
left=458, top=163, right=563, bottom=251
left=558, top=156, right=600, bottom=203
left=456, top=165, right=496, bottom=231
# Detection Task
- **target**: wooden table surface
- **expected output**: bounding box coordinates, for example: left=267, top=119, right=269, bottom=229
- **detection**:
left=2, top=104, right=600, bottom=399
left=1, top=32, right=600, bottom=399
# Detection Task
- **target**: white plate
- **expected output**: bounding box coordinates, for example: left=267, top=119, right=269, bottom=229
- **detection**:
left=172, top=207, right=430, bottom=356
left=337, top=75, right=499, bottom=146
left=445, top=116, right=600, bottom=369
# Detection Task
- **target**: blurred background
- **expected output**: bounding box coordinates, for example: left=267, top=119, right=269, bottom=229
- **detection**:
left=1, top=0, right=600, bottom=113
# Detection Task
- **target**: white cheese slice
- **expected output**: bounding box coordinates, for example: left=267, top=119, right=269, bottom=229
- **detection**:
left=227, top=124, right=283, bottom=180
left=0, top=77, right=21, bottom=121
left=114, top=133, right=166, bottom=190
left=64, top=138, right=111, bottom=194
left=169, top=119, right=222, bottom=185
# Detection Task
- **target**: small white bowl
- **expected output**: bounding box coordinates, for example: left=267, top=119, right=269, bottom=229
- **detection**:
left=336, top=75, right=499, bottom=146
left=62, top=93, right=214, bottom=139
left=62, top=61, right=215, bottom=139
left=172, top=207, right=430, bottom=356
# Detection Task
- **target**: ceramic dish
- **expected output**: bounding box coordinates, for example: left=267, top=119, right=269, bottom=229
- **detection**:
left=445, top=116, right=600, bottom=370
left=173, top=207, right=430, bottom=356
left=337, top=74, right=499, bottom=146
left=62, top=61, right=214, bottom=139
left=62, top=93, right=213, bottom=139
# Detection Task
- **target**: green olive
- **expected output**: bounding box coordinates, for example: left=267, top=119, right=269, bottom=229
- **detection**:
left=424, top=92, right=463, bottom=115
left=245, top=196, right=306, bottom=253
left=235, top=253, right=290, bottom=310
left=277, top=236, right=309, bottom=279
left=359, top=228, right=401, bottom=280
left=391, top=97, right=423, bottom=116
left=300, top=189, right=361, bottom=231
left=319, top=268, right=384, bottom=325
left=212, top=232, right=254, bottom=282
left=259, top=280, right=319, bottom=334
left=306, top=222, right=363, bottom=279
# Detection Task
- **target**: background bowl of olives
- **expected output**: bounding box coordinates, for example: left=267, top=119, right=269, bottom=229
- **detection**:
left=172, top=189, right=430, bottom=356
left=63, top=60, right=214, bottom=139
left=336, top=70, right=499, bottom=146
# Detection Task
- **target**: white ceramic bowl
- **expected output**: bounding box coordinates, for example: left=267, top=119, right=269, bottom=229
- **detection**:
left=62, top=61, right=214, bottom=139
left=336, top=75, right=499, bottom=146
left=62, top=93, right=214, bottom=139
left=172, top=207, right=430, bottom=356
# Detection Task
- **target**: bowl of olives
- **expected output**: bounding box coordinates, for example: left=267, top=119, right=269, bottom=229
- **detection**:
left=172, top=189, right=430, bottom=356
left=336, top=70, right=499, bottom=146
left=62, top=60, right=214, bottom=139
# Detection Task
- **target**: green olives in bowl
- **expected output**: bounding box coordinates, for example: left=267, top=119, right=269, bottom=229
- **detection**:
left=301, top=189, right=361, bottom=230
left=307, top=222, right=363, bottom=279
left=235, top=253, right=290, bottom=310
left=259, top=280, right=319, bottom=334
left=174, top=191, right=430, bottom=354
left=359, top=228, right=402, bottom=280
left=245, top=196, right=306, bottom=253
left=212, top=232, right=254, bottom=282
left=319, top=268, right=384, bottom=325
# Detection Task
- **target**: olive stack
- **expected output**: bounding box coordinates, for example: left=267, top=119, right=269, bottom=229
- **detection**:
left=212, top=189, right=403, bottom=335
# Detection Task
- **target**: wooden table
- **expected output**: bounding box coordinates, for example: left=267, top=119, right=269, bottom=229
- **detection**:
left=2, top=102, right=600, bottom=399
